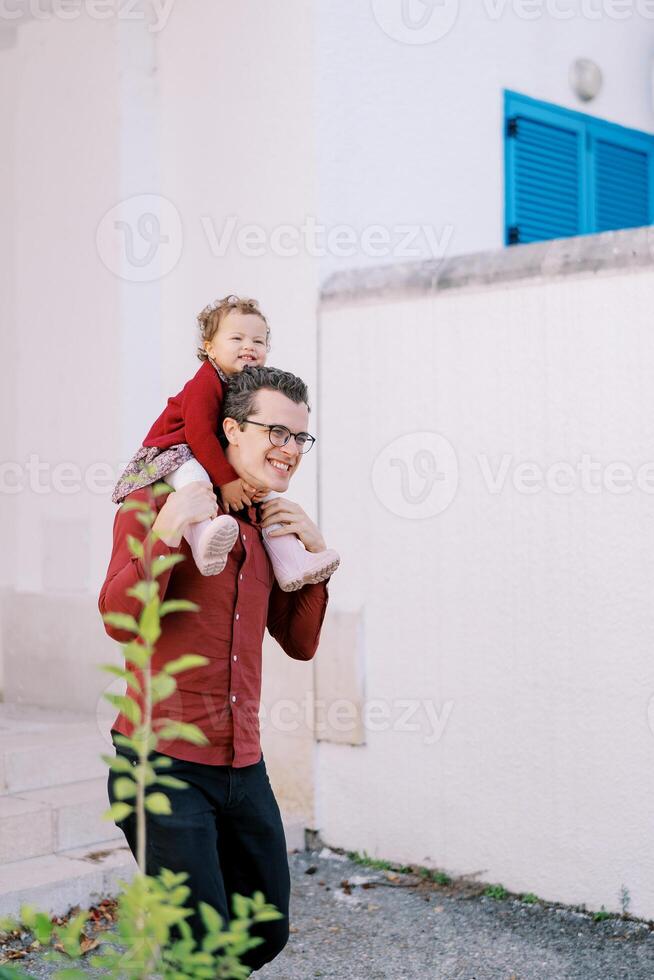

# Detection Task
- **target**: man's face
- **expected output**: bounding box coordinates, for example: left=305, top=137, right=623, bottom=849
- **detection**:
left=223, top=388, right=310, bottom=492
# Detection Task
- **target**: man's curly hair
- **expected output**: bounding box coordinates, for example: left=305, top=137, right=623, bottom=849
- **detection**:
left=222, top=366, right=310, bottom=434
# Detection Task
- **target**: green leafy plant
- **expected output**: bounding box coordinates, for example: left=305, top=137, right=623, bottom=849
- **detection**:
left=484, top=883, right=508, bottom=900
left=0, top=474, right=282, bottom=978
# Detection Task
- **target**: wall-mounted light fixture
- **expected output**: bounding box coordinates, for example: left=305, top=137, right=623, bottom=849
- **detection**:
left=569, top=58, right=603, bottom=102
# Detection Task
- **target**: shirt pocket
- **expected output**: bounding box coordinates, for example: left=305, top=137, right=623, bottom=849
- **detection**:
left=253, top=540, right=273, bottom=588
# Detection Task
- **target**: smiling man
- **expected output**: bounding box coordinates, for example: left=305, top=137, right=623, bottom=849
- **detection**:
left=99, top=366, right=332, bottom=974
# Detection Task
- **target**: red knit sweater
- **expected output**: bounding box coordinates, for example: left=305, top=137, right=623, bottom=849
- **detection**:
left=143, top=361, right=239, bottom=488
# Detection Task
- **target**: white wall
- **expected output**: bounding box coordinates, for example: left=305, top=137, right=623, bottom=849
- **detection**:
left=314, top=1, right=654, bottom=278
left=318, top=262, right=654, bottom=918
left=1, top=13, right=123, bottom=596
left=0, top=0, right=321, bottom=817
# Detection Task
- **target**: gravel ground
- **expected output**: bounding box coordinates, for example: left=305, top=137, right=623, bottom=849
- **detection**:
left=3, top=846, right=654, bottom=979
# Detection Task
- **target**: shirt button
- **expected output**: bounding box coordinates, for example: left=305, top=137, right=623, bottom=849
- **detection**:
left=232, top=695, right=237, bottom=702
left=235, top=612, right=240, bottom=621
left=242, top=534, right=247, bottom=542
left=233, top=655, right=237, bottom=661
left=239, top=573, right=243, bottom=581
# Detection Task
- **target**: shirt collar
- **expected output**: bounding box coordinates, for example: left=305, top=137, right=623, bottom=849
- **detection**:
left=207, top=357, right=230, bottom=385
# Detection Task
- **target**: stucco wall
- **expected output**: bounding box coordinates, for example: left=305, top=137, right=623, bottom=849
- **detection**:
left=316, top=227, right=654, bottom=917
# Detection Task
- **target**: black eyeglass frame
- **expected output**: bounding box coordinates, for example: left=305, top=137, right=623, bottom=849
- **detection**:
left=242, top=418, right=316, bottom=454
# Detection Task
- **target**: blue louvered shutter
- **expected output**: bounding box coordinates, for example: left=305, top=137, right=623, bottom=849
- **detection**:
left=505, top=91, right=654, bottom=246
left=506, top=116, right=583, bottom=244
left=592, top=138, right=650, bottom=233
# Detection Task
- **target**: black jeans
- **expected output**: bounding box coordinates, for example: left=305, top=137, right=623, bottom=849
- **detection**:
left=107, top=733, right=291, bottom=973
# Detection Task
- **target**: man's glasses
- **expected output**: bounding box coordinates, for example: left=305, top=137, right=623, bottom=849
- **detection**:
left=243, top=419, right=316, bottom=454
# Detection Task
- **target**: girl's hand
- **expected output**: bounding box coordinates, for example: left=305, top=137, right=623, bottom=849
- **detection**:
left=259, top=497, right=327, bottom=553
left=220, top=478, right=252, bottom=513
left=152, top=481, right=218, bottom=547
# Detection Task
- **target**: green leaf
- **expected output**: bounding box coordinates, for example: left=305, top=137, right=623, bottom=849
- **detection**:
left=100, top=665, right=142, bottom=693
left=139, top=599, right=161, bottom=645
left=158, top=868, right=190, bottom=888
left=119, top=499, right=151, bottom=513
left=156, top=721, right=210, bottom=746
left=126, top=534, right=144, bottom=559
left=152, top=481, right=173, bottom=497
left=113, top=776, right=137, bottom=800
left=19, top=905, right=37, bottom=929
left=126, top=581, right=158, bottom=604
left=151, top=754, right=174, bottom=769
left=199, top=902, right=224, bottom=935
left=33, top=912, right=53, bottom=945
left=156, top=774, right=189, bottom=790
left=102, top=612, right=139, bottom=633
left=123, top=641, right=150, bottom=669
left=151, top=673, right=177, bottom=705
left=253, top=908, right=284, bottom=922
left=159, top=599, right=200, bottom=617
left=231, top=893, right=250, bottom=920
left=100, top=753, right=134, bottom=773
left=163, top=654, right=209, bottom=676
left=104, top=802, right=133, bottom=821
left=110, top=733, right=137, bottom=752
left=145, top=792, right=172, bottom=815
left=135, top=512, right=155, bottom=529
left=131, top=728, right=157, bottom=754
left=152, top=553, right=185, bottom=578
left=103, top=693, right=141, bottom=725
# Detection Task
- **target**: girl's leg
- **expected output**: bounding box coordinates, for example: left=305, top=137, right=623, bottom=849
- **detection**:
left=167, top=459, right=238, bottom=576
left=259, top=491, right=340, bottom=592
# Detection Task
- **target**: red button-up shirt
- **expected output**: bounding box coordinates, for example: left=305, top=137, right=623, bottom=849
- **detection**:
left=98, top=487, right=330, bottom=767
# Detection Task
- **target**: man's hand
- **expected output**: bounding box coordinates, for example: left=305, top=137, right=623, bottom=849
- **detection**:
left=220, top=478, right=263, bottom=513
left=259, top=497, right=327, bottom=553
left=152, top=481, right=219, bottom=547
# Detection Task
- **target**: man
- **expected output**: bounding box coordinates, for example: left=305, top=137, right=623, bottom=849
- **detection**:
left=99, top=366, right=332, bottom=973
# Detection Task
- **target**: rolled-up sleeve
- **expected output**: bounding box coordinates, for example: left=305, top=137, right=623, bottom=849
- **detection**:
left=266, top=580, right=330, bottom=661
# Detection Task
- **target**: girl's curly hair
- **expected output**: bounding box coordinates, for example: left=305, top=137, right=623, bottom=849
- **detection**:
left=196, top=294, right=271, bottom=362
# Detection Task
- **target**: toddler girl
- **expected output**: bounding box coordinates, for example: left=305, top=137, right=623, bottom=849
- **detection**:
left=111, top=294, right=339, bottom=591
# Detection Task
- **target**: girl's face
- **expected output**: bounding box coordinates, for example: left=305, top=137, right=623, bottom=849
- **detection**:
left=204, top=310, right=268, bottom=375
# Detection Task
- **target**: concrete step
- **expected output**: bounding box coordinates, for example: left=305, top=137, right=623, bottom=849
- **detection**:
left=0, top=703, right=110, bottom=794
left=0, top=778, right=122, bottom=864
left=0, top=838, right=138, bottom=919
left=0, top=704, right=309, bottom=923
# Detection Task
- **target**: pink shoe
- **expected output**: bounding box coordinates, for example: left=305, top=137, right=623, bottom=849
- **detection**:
left=185, top=515, right=239, bottom=576
left=262, top=525, right=340, bottom=592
